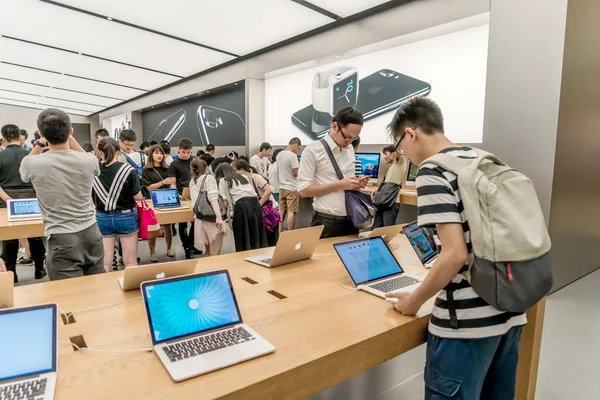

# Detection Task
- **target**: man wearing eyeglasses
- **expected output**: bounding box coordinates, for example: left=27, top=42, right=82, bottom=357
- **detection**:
left=298, top=107, right=369, bottom=238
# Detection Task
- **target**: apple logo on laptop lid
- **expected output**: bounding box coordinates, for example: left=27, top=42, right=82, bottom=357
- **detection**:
left=156, top=272, right=166, bottom=279
left=295, top=242, right=302, bottom=250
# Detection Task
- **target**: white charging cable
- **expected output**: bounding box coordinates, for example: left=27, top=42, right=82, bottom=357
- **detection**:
left=339, top=275, right=357, bottom=291
left=61, top=297, right=142, bottom=324
left=59, top=341, right=152, bottom=353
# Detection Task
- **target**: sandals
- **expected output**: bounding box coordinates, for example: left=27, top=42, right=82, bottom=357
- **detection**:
left=150, top=254, right=159, bottom=263
left=167, top=249, right=176, bottom=258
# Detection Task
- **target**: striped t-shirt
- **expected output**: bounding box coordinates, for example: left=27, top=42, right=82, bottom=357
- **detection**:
left=354, top=156, right=362, bottom=176
left=417, top=147, right=527, bottom=339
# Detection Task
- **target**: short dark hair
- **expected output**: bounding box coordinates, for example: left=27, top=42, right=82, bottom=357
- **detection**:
left=82, top=142, right=94, bottom=152
left=178, top=138, right=193, bottom=150
left=19, top=129, right=28, bottom=139
left=382, top=144, right=396, bottom=154
left=37, top=108, right=71, bottom=144
left=352, top=136, right=361, bottom=149
left=160, top=140, right=171, bottom=154
left=95, top=128, right=109, bottom=139
left=289, top=137, right=301, bottom=146
left=150, top=141, right=157, bottom=146
left=206, top=144, right=215, bottom=152
left=119, top=129, right=136, bottom=143
left=196, top=149, right=205, bottom=157
left=259, top=142, right=272, bottom=152
left=1, top=124, right=20, bottom=142
left=388, top=96, right=444, bottom=139
left=333, top=107, right=363, bottom=128
left=271, top=148, right=282, bottom=163
left=140, top=141, right=151, bottom=151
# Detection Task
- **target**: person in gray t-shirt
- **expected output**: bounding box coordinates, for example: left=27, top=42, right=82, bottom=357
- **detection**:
left=20, top=108, right=104, bottom=280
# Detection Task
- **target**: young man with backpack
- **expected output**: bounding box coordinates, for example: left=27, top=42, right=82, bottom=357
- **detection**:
left=123, top=131, right=148, bottom=198
left=386, top=97, right=551, bottom=400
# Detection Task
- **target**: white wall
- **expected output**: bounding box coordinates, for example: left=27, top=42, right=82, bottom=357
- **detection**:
left=0, top=103, right=90, bottom=135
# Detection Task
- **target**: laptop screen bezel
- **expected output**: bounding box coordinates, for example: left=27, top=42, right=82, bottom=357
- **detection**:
left=141, top=270, right=243, bottom=345
left=333, top=236, right=405, bottom=286
left=403, top=221, right=437, bottom=264
left=8, top=198, right=41, bottom=218
left=0, top=303, right=57, bottom=382
left=150, top=189, right=181, bottom=207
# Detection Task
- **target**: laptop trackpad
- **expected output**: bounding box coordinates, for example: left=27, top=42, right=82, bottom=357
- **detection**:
left=202, top=347, right=243, bottom=367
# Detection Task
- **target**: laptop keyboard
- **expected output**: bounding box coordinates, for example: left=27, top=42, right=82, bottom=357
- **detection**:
left=163, top=326, right=255, bottom=363
left=0, top=377, right=47, bottom=400
left=370, top=276, right=420, bottom=293
left=258, top=258, right=272, bottom=265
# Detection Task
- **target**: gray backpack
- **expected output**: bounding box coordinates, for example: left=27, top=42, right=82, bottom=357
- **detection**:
left=426, top=148, right=552, bottom=313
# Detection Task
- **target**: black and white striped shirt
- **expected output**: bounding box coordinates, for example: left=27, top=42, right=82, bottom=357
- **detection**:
left=92, top=162, right=140, bottom=212
left=417, top=147, right=527, bottom=339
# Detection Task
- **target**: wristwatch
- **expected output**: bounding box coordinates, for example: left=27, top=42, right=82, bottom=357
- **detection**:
left=34, top=140, right=47, bottom=148
left=311, top=66, right=359, bottom=116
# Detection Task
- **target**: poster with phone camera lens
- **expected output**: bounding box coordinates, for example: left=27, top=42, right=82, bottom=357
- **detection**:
left=264, top=23, right=489, bottom=145
left=142, top=84, right=245, bottom=147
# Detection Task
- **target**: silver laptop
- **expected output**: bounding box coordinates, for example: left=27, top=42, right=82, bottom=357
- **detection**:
left=333, top=236, right=422, bottom=299
left=118, top=260, right=197, bottom=291
left=150, top=189, right=187, bottom=211
left=0, top=303, right=58, bottom=400
left=245, top=225, right=324, bottom=268
left=141, top=271, right=275, bottom=382
left=359, top=224, right=403, bottom=244
left=403, top=221, right=438, bottom=268
left=7, top=198, right=42, bottom=222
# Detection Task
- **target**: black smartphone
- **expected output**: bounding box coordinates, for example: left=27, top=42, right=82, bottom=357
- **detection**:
left=196, top=105, right=246, bottom=146
left=291, top=69, right=431, bottom=140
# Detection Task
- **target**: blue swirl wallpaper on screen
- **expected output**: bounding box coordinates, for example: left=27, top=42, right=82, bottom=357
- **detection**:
left=145, top=274, right=241, bottom=343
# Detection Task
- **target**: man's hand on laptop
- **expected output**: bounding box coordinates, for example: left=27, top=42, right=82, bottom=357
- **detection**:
left=385, top=292, right=420, bottom=316
left=0, top=258, right=6, bottom=273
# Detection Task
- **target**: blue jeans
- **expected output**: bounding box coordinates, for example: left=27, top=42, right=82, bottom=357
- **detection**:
left=96, top=209, right=139, bottom=238
left=425, top=326, right=523, bottom=400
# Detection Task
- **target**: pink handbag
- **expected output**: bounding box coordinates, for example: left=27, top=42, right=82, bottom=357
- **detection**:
left=136, top=198, right=161, bottom=240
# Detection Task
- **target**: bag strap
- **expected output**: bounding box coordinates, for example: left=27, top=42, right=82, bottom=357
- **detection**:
left=445, top=288, right=459, bottom=329
left=153, top=168, right=165, bottom=183
left=319, top=139, right=344, bottom=180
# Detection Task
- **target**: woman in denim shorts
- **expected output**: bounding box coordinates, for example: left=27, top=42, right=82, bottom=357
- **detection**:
left=92, top=138, right=143, bottom=272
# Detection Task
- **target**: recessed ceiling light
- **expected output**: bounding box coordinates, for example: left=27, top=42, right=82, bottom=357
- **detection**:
left=78, top=52, right=82, bottom=55
left=107, top=17, right=113, bottom=21
left=184, top=97, right=187, bottom=99
left=152, top=106, right=154, bottom=108
left=335, top=55, right=340, bottom=58
left=234, top=83, right=238, bottom=85
left=206, top=90, right=210, bottom=93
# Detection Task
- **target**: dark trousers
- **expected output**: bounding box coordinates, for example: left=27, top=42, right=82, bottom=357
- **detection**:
left=311, top=211, right=358, bottom=239
left=371, top=203, right=400, bottom=229
left=179, top=221, right=195, bottom=250
left=1, top=237, right=46, bottom=278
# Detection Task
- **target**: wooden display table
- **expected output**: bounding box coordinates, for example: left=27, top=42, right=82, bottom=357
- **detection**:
left=13, top=234, right=544, bottom=400
left=0, top=201, right=195, bottom=241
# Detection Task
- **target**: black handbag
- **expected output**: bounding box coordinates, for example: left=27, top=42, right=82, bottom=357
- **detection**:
left=373, top=180, right=401, bottom=210
left=193, top=176, right=227, bottom=222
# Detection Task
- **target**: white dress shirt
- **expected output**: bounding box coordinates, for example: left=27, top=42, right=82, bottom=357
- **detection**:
left=297, top=133, right=355, bottom=216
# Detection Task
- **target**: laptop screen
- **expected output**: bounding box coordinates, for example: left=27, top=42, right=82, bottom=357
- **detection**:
left=354, top=153, right=380, bottom=179
left=333, top=237, right=404, bottom=285
left=0, top=304, right=56, bottom=382
left=151, top=189, right=180, bottom=207
left=403, top=222, right=437, bottom=264
left=10, top=199, right=40, bottom=216
left=142, top=271, right=242, bottom=345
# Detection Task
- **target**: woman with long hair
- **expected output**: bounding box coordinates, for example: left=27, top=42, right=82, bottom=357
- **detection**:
left=215, top=163, right=267, bottom=251
left=232, top=159, right=279, bottom=247
left=92, top=138, right=142, bottom=272
left=189, top=158, right=224, bottom=256
left=142, top=145, right=175, bottom=262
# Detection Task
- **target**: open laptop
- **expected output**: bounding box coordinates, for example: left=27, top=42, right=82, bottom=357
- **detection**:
left=359, top=224, right=403, bottom=244
left=7, top=198, right=42, bottom=222
left=0, top=303, right=58, bottom=400
left=245, top=225, right=324, bottom=268
left=333, top=236, right=422, bottom=299
left=150, top=189, right=187, bottom=211
left=141, top=271, right=275, bottom=382
left=403, top=221, right=438, bottom=268
left=0, top=272, right=14, bottom=309
left=118, top=260, right=197, bottom=291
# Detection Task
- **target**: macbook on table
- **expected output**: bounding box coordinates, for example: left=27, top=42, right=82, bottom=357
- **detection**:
left=245, top=225, right=324, bottom=268
left=0, top=271, right=14, bottom=308
left=141, top=270, right=275, bottom=382
left=7, top=198, right=42, bottom=222
left=402, top=221, right=438, bottom=268
left=359, top=224, right=403, bottom=244
left=0, top=303, right=58, bottom=400
left=150, top=189, right=187, bottom=211
left=333, top=236, right=422, bottom=299
left=118, top=259, right=197, bottom=291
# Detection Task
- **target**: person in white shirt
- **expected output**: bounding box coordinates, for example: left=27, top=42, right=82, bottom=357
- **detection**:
left=268, top=149, right=282, bottom=202
left=277, top=137, right=302, bottom=232
left=298, top=107, right=368, bottom=238
left=160, top=140, right=174, bottom=166
left=250, top=142, right=272, bottom=180
left=118, top=129, right=136, bottom=163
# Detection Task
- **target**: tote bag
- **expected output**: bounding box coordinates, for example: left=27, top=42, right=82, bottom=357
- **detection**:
left=193, top=176, right=227, bottom=222
left=251, top=178, right=281, bottom=232
left=137, top=198, right=162, bottom=240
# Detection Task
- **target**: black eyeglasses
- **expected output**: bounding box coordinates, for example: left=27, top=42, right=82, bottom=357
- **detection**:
left=393, top=126, right=416, bottom=154
left=338, top=126, right=359, bottom=142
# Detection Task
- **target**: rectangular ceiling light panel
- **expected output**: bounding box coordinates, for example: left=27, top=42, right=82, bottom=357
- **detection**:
left=308, top=0, right=392, bottom=17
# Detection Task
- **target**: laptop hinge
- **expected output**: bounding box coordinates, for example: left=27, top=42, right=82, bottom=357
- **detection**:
left=164, top=323, right=241, bottom=345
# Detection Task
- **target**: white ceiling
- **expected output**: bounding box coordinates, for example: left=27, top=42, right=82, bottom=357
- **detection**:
left=0, top=0, right=398, bottom=116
